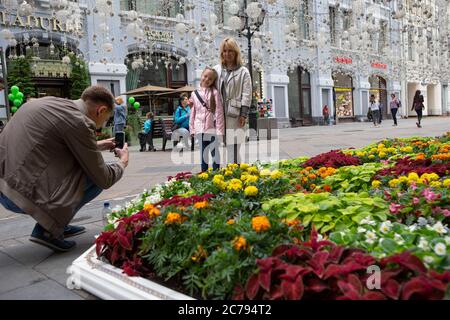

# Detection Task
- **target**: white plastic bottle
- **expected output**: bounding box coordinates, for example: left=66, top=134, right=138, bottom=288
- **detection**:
left=102, top=202, right=112, bottom=226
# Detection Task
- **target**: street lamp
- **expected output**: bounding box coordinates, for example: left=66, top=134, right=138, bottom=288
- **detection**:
left=238, top=0, right=266, bottom=135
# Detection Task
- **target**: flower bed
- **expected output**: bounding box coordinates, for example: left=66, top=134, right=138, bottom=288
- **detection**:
left=95, top=132, right=450, bottom=300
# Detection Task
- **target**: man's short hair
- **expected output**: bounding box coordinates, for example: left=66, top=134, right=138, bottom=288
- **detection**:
left=81, top=86, right=115, bottom=110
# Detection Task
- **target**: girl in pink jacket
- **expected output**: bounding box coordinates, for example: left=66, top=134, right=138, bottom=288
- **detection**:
left=189, top=67, right=225, bottom=172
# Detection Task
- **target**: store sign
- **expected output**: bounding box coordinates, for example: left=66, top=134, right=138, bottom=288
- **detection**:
left=334, top=56, right=352, bottom=64
left=144, top=28, right=174, bottom=43
left=0, top=11, right=83, bottom=35
left=371, top=62, right=387, bottom=69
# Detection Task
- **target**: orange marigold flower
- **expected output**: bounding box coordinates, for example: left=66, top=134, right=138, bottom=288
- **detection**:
left=144, top=203, right=161, bottom=217
left=323, top=184, right=332, bottom=192
left=309, top=184, right=316, bottom=190
left=233, top=236, right=247, bottom=251
left=415, top=153, right=425, bottom=160
left=165, top=212, right=183, bottom=224
left=191, top=245, right=207, bottom=262
left=305, top=166, right=313, bottom=171
left=308, top=173, right=317, bottom=179
left=282, top=218, right=301, bottom=227
left=227, top=219, right=235, bottom=225
left=252, top=216, right=271, bottom=232
left=301, top=177, right=308, bottom=184
left=194, top=201, right=208, bottom=209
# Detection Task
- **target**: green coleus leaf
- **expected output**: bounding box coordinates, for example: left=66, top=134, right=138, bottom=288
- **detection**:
left=303, top=214, right=313, bottom=226
left=380, top=238, right=398, bottom=253
left=321, top=223, right=336, bottom=233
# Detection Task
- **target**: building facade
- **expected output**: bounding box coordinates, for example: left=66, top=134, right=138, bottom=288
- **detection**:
left=1, top=0, right=449, bottom=123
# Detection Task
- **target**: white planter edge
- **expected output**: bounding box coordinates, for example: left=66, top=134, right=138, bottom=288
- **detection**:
left=67, top=244, right=194, bottom=300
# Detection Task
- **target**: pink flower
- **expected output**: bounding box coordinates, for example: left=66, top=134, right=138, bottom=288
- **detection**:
left=442, top=209, right=450, bottom=217
left=422, top=188, right=439, bottom=202
left=412, top=197, right=420, bottom=205
left=410, top=182, right=418, bottom=190
left=389, top=203, right=402, bottom=214
left=381, top=160, right=389, bottom=165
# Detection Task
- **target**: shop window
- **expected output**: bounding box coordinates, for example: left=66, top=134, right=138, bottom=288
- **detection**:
left=333, top=72, right=354, bottom=118
left=122, top=0, right=184, bottom=17
left=298, top=0, right=310, bottom=40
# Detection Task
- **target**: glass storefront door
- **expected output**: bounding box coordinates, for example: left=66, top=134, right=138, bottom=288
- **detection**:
left=333, top=72, right=354, bottom=118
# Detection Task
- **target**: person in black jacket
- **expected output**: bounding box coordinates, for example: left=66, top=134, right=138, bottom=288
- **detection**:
left=411, top=90, right=425, bottom=128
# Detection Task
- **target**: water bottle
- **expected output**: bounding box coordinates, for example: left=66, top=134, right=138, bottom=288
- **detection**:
left=102, top=202, right=112, bottom=226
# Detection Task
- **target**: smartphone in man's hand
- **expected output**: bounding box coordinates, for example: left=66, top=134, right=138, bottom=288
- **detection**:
left=114, top=131, right=125, bottom=149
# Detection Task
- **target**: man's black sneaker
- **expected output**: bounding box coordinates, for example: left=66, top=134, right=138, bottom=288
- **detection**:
left=64, top=225, right=86, bottom=238
left=30, top=224, right=76, bottom=252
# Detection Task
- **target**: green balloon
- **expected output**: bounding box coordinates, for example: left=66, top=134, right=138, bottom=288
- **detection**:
left=133, top=102, right=140, bottom=109
left=13, top=99, right=22, bottom=107
left=128, top=97, right=135, bottom=105
left=11, top=86, right=19, bottom=94
left=8, top=93, right=14, bottom=101
left=11, top=106, right=18, bottom=113
left=16, top=92, right=24, bottom=100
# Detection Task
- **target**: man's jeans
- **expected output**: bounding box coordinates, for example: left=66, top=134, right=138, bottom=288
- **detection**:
left=0, top=177, right=103, bottom=221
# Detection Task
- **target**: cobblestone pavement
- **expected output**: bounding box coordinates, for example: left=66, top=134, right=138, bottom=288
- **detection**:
left=0, top=116, right=448, bottom=299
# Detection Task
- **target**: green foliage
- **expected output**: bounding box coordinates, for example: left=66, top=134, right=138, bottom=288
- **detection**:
left=7, top=56, right=36, bottom=99
left=322, top=163, right=383, bottom=192
left=262, top=191, right=391, bottom=234
left=69, top=54, right=90, bottom=99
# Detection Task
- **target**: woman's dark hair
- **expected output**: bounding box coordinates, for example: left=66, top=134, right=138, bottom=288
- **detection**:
left=414, top=90, right=421, bottom=102
left=178, top=93, right=188, bottom=106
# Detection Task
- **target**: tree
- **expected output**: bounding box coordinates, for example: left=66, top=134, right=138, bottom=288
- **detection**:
left=69, top=54, right=90, bottom=99
left=7, top=56, right=36, bottom=99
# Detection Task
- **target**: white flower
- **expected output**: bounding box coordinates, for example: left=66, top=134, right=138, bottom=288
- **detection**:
left=113, top=220, right=120, bottom=229
left=112, top=205, right=122, bottom=213
left=365, top=231, right=377, bottom=241
left=125, top=201, right=132, bottom=209
left=408, top=224, right=417, bottom=232
left=418, top=237, right=429, bottom=250
left=380, top=221, right=392, bottom=234
left=394, top=233, right=404, bottom=245
left=445, top=236, right=450, bottom=245
left=357, top=227, right=367, bottom=233
left=417, top=217, right=428, bottom=227
left=147, top=194, right=162, bottom=204
left=432, top=222, right=448, bottom=235
left=365, top=239, right=375, bottom=245
left=359, top=218, right=375, bottom=225
left=143, top=189, right=148, bottom=194
left=423, top=256, right=434, bottom=264
left=434, top=243, right=446, bottom=256
left=182, top=181, right=191, bottom=188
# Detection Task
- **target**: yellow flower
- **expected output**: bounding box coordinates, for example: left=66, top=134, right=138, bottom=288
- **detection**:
left=370, top=148, right=378, bottom=153
left=368, top=155, right=375, bottom=160
left=227, top=179, right=243, bottom=191
left=378, top=143, right=385, bottom=149
left=212, top=174, right=224, bottom=185
left=356, top=152, right=365, bottom=157
left=430, top=181, right=442, bottom=188
left=371, top=180, right=382, bottom=188
left=252, top=216, right=271, bottom=232
left=244, top=186, right=259, bottom=197
left=165, top=212, right=183, bottom=224
left=399, top=176, right=408, bottom=183
left=388, top=147, right=396, bottom=153
left=417, top=178, right=425, bottom=184
left=270, top=170, right=283, bottom=179
left=408, top=172, right=419, bottom=181
left=240, top=163, right=250, bottom=170
left=389, top=179, right=400, bottom=188
left=227, top=163, right=239, bottom=170
left=247, top=166, right=259, bottom=174
left=227, top=219, right=235, bottom=225
left=191, top=245, right=207, bottom=262
left=245, top=175, right=259, bottom=184
left=224, top=170, right=233, bottom=176
left=208, top=168, right=213, bottom=172
left=379, top=152, right=386, bottom=158
left=194, top=201, right=208, bottom=209
left=198, top=172, right=209, bottom=180
left=233, top=236, right=247, bottom=251
left=260, top=169, right=272, bottom=177
left=240, top=172, right=249, bottom=181
left=443, top=179, right=450, bottom=187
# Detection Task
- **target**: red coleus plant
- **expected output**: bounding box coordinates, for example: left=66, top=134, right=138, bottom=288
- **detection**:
left=95, top=210, right=153, bottom=277
left=157, top=194, right=215, bottom=207
left=303, top=150, right=361, bottom=169
left=374, top=157, right=450, bottom=180
left=167, top=172, right=193, bottom=181
left=234, top=229, right=450, bottom=300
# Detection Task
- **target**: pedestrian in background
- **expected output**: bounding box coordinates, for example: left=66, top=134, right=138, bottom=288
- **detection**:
left=369, top=94, right=380, bottom=127
left=390, top=93, right=401, bottom=126
left=113, top=96, right=127, bottom=134
left=412, top=90, right=425, bottom=128
left=173, top=93, right=193, bottom=151
left=138, top=112, right=155, bottom=152
left=322, top=105, right=330, bottom=125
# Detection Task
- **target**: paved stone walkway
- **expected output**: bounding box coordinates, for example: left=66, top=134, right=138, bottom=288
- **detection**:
left=0, top=116, right=448, bottom=299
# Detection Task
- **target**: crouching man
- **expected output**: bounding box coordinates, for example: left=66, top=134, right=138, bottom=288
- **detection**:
left=0, top=86, right=129, bottom=252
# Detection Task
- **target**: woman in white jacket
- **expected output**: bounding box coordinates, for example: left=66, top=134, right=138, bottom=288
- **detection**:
left=214, top=37, right=252, bottom=164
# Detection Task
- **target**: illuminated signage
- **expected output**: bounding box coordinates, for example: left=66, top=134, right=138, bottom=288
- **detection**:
left=334, top=56, right=352, bottom=64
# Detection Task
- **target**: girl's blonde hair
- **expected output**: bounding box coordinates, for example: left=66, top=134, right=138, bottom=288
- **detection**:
left=202, top=67, right=218, bottom=114
left=220, top=37, right=243, bottom=67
